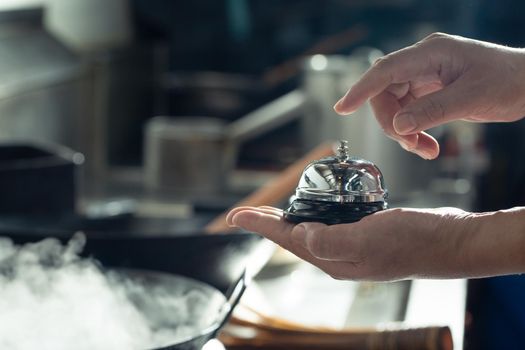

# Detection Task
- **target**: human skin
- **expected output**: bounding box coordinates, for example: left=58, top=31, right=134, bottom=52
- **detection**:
left=227, top=206, right=525, bottom=281
left=335, top=32, right=525, bottom=159
left=227, top=33, right=525, bottom=281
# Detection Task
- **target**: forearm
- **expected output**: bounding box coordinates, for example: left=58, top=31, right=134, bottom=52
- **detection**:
left=465, top=207, right=525, bottom=278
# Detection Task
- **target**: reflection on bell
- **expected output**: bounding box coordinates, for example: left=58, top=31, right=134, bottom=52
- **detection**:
left=284, top=140, right=388, bottom=225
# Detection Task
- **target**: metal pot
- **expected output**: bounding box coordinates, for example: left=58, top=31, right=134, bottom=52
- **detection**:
left=143, top=90, right=306, bottom=194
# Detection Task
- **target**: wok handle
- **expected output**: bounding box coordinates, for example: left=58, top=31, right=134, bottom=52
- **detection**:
left=218, top=269, right=248, bottom=332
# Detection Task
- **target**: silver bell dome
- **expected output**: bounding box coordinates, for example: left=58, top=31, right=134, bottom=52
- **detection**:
left=295, top=141, right=387, bottom=203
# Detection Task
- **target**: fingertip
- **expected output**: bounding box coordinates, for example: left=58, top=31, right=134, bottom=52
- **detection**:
left=398, top=135, right=418, bottom=151
left=228, top=211, right=241, bottom=227
left=226, top=206, right=253, bottom=227
left=413, top=150, right=434, bottom=160
left=333, top=97, right=344, bottom=111
left=334, top=96, right=360, bottom=115
left=334, top=85, right=366, bottom=115
left=230, top=210, right=260, bottom=230
left=225, top=210, right=237, bottom=227
left=414, top=132, right=440, bottom=159
left=334, top=99, right=351, bottom=115
left=420, top=148, right=439, bottom=160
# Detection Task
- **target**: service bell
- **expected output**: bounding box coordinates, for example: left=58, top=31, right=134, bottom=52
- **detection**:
left=284, top=140, right=388, bottom=225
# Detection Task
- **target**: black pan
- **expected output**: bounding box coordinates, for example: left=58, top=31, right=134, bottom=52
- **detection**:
left=0, top=230, right=269, bottom=349
left=113, top=268, right=246, bottom=350
left=1, top=227, right=274, bottom=295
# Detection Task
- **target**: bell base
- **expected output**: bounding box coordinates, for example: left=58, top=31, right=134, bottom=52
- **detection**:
left=284, top=199, right=387, bottom=225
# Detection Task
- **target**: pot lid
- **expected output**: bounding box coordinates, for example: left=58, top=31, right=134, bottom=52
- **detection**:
left=295, top=140, right=388, bottom=203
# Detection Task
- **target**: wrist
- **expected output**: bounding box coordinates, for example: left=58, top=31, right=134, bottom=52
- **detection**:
left=510, top=48, right=525, bottom=118
left=468, top=207, right=525, bottom=277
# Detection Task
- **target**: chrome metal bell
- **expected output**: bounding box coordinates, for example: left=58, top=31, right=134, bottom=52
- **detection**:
left=284, top=140, right=388, bottom=225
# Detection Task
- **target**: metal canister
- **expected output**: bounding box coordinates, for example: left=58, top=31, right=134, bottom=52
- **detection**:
left=144, top=117, right=230, bottom=195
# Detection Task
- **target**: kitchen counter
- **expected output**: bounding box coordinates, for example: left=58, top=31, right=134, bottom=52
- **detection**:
left=238, top=259, right=466, bottom=349
left=405, top=278, right=466, bottom=349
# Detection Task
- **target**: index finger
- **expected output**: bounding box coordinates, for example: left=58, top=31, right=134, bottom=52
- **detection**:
left=334, top=44, right=433, bottom=115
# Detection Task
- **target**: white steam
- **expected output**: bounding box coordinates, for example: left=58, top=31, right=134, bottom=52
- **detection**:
left=0, top=235, right=226, bottom=350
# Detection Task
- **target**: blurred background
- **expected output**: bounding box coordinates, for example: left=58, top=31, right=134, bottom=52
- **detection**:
left=0, top=0, right=524, bottom=349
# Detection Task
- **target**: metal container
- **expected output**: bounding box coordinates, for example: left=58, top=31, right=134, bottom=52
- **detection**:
left=143, top=90, right=306, bottom=194
left=144, top=117, right=229, bottom=195
left=284, top=140, right=388, bottom=225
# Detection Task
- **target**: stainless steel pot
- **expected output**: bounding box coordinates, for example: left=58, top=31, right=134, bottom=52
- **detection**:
left=143, top=90, right=306, bottom=194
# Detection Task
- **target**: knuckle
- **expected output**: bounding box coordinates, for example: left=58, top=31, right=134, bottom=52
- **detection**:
left=417, top=32, right=452, bottom=51
left=423, top=32, right=450, bottom=42
left=370, top=54, right=396, bottom=84
left=371, top=55, right=393, bottom=72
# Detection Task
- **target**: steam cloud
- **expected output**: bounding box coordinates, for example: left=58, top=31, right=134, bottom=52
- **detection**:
left=0, top=235, right=225, bottom=350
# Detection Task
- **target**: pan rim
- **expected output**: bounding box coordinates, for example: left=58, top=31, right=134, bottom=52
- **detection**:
left=110, top=267, right=231, bottom=350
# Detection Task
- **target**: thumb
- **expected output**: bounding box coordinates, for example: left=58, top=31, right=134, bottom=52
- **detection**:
left=393, top=82, right=474, bottom=134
